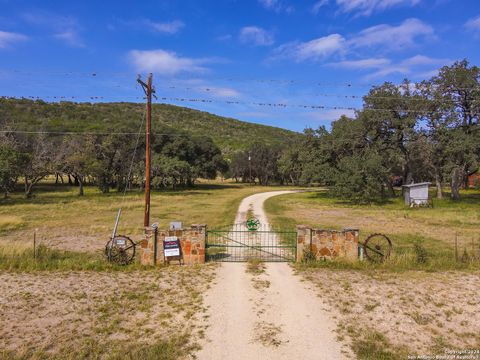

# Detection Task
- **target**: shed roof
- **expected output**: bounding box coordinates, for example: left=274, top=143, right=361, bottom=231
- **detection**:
left=402, top=182, right=431, bottom=188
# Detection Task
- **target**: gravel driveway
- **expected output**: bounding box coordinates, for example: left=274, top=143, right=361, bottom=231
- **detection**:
left=197, top=191, right=350, bottom=360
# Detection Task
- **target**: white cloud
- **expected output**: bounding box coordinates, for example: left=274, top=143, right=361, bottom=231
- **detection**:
left=330, top=58, right=391, bottom=69
left=201, top=86, right=240, bottom=98
left=349, top=18, right=434, bottom=51
left=146, top=20, right=184, bottom=34
left=401, top=54, right=447, bottom=67
left=336, top=0, right=422, bottom=16
left=258, top=0, right=294, bottom=13
left=22, top=11, right=84, bottom=47
left=129, top=49, right=213, bottom=75
left=0, top=30, right=27, bottom=48
left=239, top=26, right=274, bottom=46
left=312, top=0, right=329, bottom=14
left=274, top=34, right=346, bottom=62
left=363, top=55, right=451, bottom=80
left=305, top=109, right=356, bottom=124
left=465, top=15, right=480, bottom=33
left=54, top=31, right=85, bottom=48
left=273, top=18, right=433, bottom=64
left=259, top=0, right=279, bottom=8
left=363, top=65, right=410, bottom=80
left=216, top=34, right=232, bottom=42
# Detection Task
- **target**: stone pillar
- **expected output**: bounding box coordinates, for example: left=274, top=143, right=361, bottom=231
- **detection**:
left=296, top=225, right=312, bottom=262
left=342, top=228, right=360, bottom=261
left=295, top=226, right=359, bottom=262
left=139, top=225, right=207, bottom=266
left=187, top=224, right=206, bottom=264
left=140, top=227, right=156, bottom=266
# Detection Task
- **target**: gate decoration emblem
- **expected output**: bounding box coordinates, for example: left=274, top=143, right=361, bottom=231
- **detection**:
left=246, top=217, right=260, bottom=231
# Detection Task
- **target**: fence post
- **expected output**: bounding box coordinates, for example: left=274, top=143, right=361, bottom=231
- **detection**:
left=455, top=233, right=458, bottom=262
left=33, top=230, right=36, bottom=260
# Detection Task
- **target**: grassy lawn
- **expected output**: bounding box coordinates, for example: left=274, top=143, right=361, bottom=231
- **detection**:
left=0, top=180, right=294, bottom=257
left=266, top=188, right=480, bottom=271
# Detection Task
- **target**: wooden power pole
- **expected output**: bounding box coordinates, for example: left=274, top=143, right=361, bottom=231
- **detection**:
left=137, top=73, right=155, bottom=227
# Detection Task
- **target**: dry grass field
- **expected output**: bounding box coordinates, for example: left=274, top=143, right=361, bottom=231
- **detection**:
left=298, top=268, right=480, bottom=359
left=266, top=189, right=480, bottom=267
left=0, top=265, right=217, bottom=359
left=266, top=189, right=480, bottom=359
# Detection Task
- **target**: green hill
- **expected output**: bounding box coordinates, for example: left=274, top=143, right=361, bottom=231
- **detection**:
left=0, top=98, right=299, bottom=154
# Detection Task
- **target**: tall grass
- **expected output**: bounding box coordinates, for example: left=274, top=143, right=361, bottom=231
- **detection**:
left=0, top=244, right=150, bottom=272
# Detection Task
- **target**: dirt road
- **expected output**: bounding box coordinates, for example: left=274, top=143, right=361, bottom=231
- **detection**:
left=197, top=191, right=349, bottom=360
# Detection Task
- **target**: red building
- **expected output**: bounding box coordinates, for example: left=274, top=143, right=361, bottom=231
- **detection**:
left=468, top=171, right=480, bottom=188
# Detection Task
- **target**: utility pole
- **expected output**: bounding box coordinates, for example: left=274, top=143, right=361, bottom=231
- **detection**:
left=137, top=73, right=155, bottom=227
left=248, top=151, right=252, bottom=185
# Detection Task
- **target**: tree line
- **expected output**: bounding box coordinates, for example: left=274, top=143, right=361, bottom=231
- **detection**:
left=1, top=60, right=478, bottom=202
left=230, top=60, right=479, bottom=202
left=0, top=128, right=227, bottom=197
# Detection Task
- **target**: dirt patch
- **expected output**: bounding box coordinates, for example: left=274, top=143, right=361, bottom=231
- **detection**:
left=301, top=268, right=480, bottom=356
left=253, top=321, right=284, bottom=347
left=0, top=265, right=216, bottom=358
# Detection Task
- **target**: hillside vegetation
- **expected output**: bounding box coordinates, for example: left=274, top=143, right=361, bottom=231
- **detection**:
left=0, top=98, right=299, bottom=153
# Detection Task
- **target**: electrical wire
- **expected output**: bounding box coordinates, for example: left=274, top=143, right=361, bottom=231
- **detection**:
left=3, top=95, right=478, bottom=115
left=3, top=69, right=480, bottom=91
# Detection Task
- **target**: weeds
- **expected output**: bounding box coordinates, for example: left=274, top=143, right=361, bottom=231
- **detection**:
left=413, top=241, right=429, bottom=264
left=0, top=244, right=150, bottom=272
left=350, top=329, right=409, bottom=360
left=246, top=258, right=265, bottom=275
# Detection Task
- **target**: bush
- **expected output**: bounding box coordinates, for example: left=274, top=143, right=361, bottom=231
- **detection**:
left=302, top=248, right=317, bottom=263
left=413, top=242, right=428, bottom=264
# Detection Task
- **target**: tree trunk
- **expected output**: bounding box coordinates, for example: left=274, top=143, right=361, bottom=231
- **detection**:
left=78, top=177, right=84, bottom=196
left=464, top=175, right=469, bottom=190
left=435, top=172, right=443, bottom=200
left=451, top=167, right=463, bottom=200
left=386, top=180, right=395, bottom=197
left=25, top=181, right=34, bottom=198
left=68, top=175, right=73, bottom=185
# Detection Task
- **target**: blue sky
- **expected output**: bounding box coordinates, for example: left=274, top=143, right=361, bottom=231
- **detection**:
left=0, top=0, right=479, bottom=132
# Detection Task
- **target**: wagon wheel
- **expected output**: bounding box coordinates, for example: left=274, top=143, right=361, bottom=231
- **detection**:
left=105, top=235, right=136, bottom=265
left=363, top=233, right=392, bottom=263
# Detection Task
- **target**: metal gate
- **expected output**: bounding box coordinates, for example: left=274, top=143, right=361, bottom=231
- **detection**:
left=206, top=224, right=297, bottom=262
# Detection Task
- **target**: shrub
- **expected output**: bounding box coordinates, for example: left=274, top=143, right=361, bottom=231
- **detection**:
left=413, top=242, right=428, bottom=264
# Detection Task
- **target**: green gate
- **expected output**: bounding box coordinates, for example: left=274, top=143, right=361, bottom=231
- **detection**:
left=206, top=223, right=297, bottom=262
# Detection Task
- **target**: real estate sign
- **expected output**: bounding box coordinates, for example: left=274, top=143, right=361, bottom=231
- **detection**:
left=164, top=236, right=181, bottom=257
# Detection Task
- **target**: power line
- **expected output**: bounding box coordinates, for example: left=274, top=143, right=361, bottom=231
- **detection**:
left=1, top=95, right=478, bottom=115
left=0, top=130, right=206, bottom=137
left=3, top=69, right=480, bottom=90
left=156, top=96, right=479, bottom=115
left=0, top=130, right=300, bottom=139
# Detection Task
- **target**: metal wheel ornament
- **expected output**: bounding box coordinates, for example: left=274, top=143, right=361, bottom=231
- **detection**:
left=246, top=218, right=260, bottom=231
left=105, top=235, right=136, bottom=265
left=363, top=233, right=392, bottom=263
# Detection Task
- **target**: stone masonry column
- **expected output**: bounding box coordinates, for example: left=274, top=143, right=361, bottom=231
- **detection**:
left=296, top=225, right=312, bottom=262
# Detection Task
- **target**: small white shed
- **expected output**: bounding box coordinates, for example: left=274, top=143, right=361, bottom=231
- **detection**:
left=402, top=182, right=431, bottom=206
